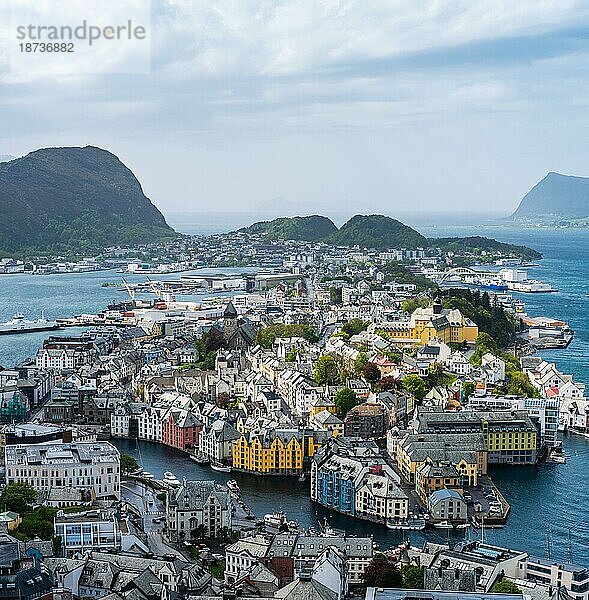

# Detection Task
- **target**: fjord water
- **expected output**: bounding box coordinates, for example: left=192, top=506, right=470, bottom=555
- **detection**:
left=1, top=225, right=588, bottom=564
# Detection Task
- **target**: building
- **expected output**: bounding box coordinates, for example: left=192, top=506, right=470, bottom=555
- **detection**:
left=417, top=410, right=539, bottom=465
left=373, top=299, right=478, bottom=347
left=5, top=441, right=120, bottom=499
left=162, top=409, right=203, bottom=451
left=344, top=403, right=386, bottom=439
left=199, top=419, right=241, bottom=463
left=427, top=488, right=467, bottom=522
left=0, top=533, right=53, bottom=600
left=54, top=509, right=120, bottom=556
left=311, top=437, right=405, bottom=524
left=166, top=479, right=231, bottom=541
left=232, top=428, right=324, bottom=475
left=415, top=461, right=462, bottom=504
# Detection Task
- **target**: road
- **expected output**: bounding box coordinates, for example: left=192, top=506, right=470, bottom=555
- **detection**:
left=121, top=479, right=186, bottom=559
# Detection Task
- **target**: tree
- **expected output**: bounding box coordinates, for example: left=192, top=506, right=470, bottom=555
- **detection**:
left=363, top=362, right=381, bottom=385
left=120, top=454, right=139, bottom=473
left=314, top=355, right=340, bottom=385
left=364, top=555, right=403, bottom=587
left=205, top=326, right=226, bottom=352
left=377, top=376, right=398, bottom=392
left=492, top=580, right=522, bottom=594
left=355, top=352, right=369, bottom=376
left=341, top=318, right=369, bottom=337
left=507, top=371, right=539, bottom=398
left=401, top=564, right=424, bottom=589
left=401, top=374, right=426, bottom=400
left=18, top=506, right=57, bottom=540
left=462, top=381, right=475, bottom=400
left=329, top=287, right=342, bottom=305
left=217, top=392, right=231, bottom=407
left=0, top=483, right=37, bottom=514
left=334, top=387, right=358, bottom=416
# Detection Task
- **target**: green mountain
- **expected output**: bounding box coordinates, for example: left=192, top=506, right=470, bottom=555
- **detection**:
left=0, top=146, right=175, bottom=256
left=238, top=215, right=337, bottom=241
left=434, top=236, right=542, bottom=260
left=237, top=213, right=540, bottom=259
left=327, top=214, right=427, bottom=249
left=512, top=172, right=589, bottom=219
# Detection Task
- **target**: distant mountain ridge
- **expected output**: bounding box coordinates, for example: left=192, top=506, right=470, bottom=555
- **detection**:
left=512, top=172, right=589, bottom=219
left=0, top=146, right=175, bottom=255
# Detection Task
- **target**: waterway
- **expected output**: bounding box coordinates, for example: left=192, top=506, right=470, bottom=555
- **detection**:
left=1, top=224, right=588, bottom=565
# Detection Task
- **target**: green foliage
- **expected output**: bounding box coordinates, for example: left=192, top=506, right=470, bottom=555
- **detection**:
left=364, top=554, right=404, bottom=588
left=120, top=454, right=139, bottom=473
left=401, top=297, right=430, bottom=313
left=256, top=324, right=318, bottom=349
left=441, top=288, right=518, bottom=348
left=341, top=318, right=369, bottom=337
left=0, top=146, right=175, bottom=256
left=435, top=236, right=542, bottom=261
left=401, top=564, right=424, bottom=589
left=355, top=352, right=369, bottom=376
left=492, top=580, right=522, bottom=594
left=238, top=215, right=338, bottom=241
left=334, top=387, right=359, bottom=416
left=314, top=355, right=340, bottom=385
left=329, top=287, right=343, bottom=305
left=157, top=492, right=167, bottom=502
left=462, top=381, right=475, bottom=399
left=327, top=214, right=427, bottom=249
left=402, top=374, right=426, bottom=400
left=284, top=349, right=301, bottom=362
left=506, top=371, right=539, bottom=397
left=196, top=327, right=226, bottom=369
left=0, top=483, right=37, bottom=513
left=17, top=506, right=57, bottom=541
left=384, top=262, right=436, bottom=292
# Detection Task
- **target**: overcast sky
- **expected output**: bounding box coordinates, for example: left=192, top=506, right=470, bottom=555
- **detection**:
left=1, top=1, right=589, bottom=221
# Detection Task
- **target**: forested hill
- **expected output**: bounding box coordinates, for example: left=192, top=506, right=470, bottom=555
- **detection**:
left=0, top=146, right=175, bottom=255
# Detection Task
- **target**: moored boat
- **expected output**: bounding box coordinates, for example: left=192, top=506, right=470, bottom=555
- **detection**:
left=163, top=471, right=181, bottom=486
left=211, top=461, right=231, bottom=473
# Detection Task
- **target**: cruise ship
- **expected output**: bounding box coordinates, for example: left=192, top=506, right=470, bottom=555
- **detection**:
left=0, top=313, right=60, bottom=335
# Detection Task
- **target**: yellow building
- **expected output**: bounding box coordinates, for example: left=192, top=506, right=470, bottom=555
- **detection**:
left=395, top=432, right=483, bottom=487
left=377, top=300, right=478, bottom=346
left=232, top=428, right=325, bottom=475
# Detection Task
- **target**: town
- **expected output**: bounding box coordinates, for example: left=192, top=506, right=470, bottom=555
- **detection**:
left=0, top=229, right=586, bottom=600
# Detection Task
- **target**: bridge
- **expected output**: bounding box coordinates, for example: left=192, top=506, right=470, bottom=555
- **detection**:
left=437, top=267, right=486, bottom=287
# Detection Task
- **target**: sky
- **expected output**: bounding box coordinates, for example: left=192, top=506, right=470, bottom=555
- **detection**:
left=1, top=1, right=589, bottom=222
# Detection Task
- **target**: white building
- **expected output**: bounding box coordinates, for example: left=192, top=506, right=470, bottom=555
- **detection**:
left=5, top=441, right=120, bottom=499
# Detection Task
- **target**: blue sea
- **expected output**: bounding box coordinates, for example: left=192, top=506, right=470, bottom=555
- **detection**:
left=1, top=221, right=588, bottom=565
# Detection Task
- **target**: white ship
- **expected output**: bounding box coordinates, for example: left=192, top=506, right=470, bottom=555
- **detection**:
left=0, top=313, right=60, bottom=335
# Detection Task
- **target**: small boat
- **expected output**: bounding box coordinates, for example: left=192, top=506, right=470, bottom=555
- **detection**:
left=189, top=450, right=210, bottom=464
left=387, top=518, right=426, bottom=531
left=163, top=471, right=181, bottom=486
left=226, top=479, right=240, bottom=493
left=547, top=442, right=567, bottom=464
left=264, top=512, right=286, bottom=528
left=433, top=521, right=453, bottom=529
left=142, top=471, right=154, bottom=480
left=298, top=472, right=306, bottom=482
left=454, top=523, right=469, bottom=529
left=211, top=461, right=231, bottom=473
left=288, top=520, right=298, bottom=530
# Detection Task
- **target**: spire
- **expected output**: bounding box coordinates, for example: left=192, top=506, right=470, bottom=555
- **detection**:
left=224, top=301, right=238, bottom=319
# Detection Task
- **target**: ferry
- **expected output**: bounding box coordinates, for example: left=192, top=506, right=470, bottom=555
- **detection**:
left=0, top=313, right=60, bottom=335
left=547, top=443, right=567, bottom=464
left=264, top=511, right=287, bottom=528
left=163, top=471, right=181, bottom=486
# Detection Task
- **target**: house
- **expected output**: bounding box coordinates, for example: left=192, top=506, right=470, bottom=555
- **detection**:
left=428, top=488, right=467, bottom=523
left=166, top=480, right=231, bottom=541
